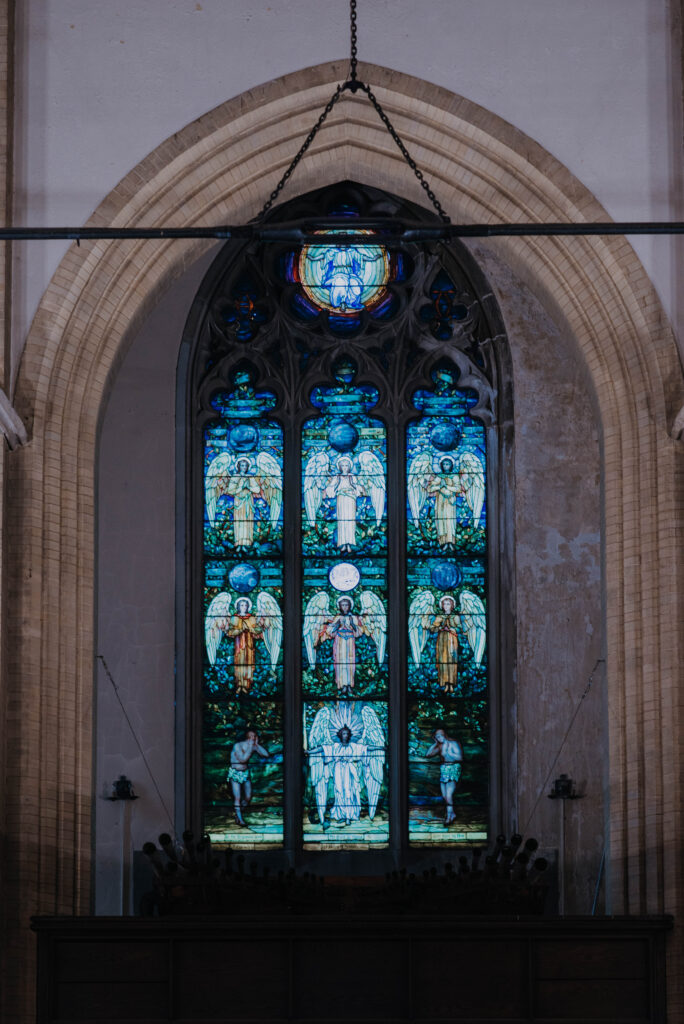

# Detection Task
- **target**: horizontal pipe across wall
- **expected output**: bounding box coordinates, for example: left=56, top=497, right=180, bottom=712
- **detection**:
left=1, top=220, right=684, bottom=243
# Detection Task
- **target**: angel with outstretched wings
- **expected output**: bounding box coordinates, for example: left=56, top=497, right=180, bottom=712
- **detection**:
left=205, top=450, right=282, bottom=548
left=303, top=590, right=386, bottom=695
left=307, top=702, right=386, bottom=827
left=205, top=590, right=282, bottom=694
left=303, top=448, right=385, bottom=551
left=407, top=449, right=485, bottom=546
left=306, top=245, right=386, bottom=311
left=408, top=589, right=485, bottom=693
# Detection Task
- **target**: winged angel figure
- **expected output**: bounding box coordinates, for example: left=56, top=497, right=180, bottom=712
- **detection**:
left=307, top=703, right=385, bottom=827
left=408, top=590, right=486, bottom=694
left=304, top=591, right=386, bottom=695
left=205, top=591, right=282, bottom=694
left=305, top=244, right=387, bottom=311
left=408, top=450, right=484, bottom=547
left=205, top=451, right=282, bottom=548
left=303, top=449, right=385, bottom=552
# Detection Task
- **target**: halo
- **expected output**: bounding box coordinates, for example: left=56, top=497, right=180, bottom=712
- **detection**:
left=336, top=454, right=354, bottom=471
left=233, top=455, right=253, bottom=472
left=433, top=452, right=456, bottom=474
left=234, top=596, right=253, bottom=612
left=439, top=594, right=457, bottom=611
left=337, top=595, right=354, bottom=610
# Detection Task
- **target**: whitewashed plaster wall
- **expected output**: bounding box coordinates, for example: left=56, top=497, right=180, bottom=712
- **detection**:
left=95, top=249, right=216, bottom=913
left=11, top=0, right=683, bottom=387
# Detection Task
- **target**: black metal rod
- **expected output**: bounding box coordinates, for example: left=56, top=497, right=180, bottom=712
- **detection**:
left=1, top=220, right=684, bottom=243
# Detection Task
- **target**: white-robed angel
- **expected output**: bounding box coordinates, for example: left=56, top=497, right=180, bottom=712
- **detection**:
left=205, top=590, right=282, bottom=694
left=305, top=244, right=387, bottom=311
left=307, top=703, right=385, bottom=827
left=303, top=449, right=385, bottom=552
left=303, top=590, right=386, bottom=695
left=408, top=449, right=485, bottom=547
left=408, top=590, right=486, bottom=693
left=205, top=450, right=282, bottom=548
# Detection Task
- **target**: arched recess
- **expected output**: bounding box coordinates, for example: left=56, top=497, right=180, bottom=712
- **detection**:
left=4, top=59, right=683, bottom=1011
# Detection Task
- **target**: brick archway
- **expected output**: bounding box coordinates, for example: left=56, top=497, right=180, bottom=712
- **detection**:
left=5, top=60, right=683, bottom=1017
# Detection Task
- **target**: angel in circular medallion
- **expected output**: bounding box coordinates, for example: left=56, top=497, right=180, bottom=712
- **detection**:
left=300, top=242, right=388, bottom=312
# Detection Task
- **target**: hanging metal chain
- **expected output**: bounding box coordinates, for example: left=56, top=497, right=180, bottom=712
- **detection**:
left=349, top=0, right=358, bottom=83
left=257, top=82, right=345, bottom=220
left=257, top=0, right=451, bottom=225
left=357, top=81, right=451, bottom=224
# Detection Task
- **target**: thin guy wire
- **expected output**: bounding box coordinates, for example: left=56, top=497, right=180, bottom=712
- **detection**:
left=98, top=654, right=176, bottom=834
left=520, top=658, right=605, bottom=838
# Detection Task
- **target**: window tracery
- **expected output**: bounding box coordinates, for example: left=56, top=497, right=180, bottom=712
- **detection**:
left=187, top=183, right=511, bottom=860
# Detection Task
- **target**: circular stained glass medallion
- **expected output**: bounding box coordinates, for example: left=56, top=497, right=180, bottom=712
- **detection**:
left=299, top=230, right=390, bottom=313
left=429, top=421, right=460, bottom=452
left=430, top=561, right=462, bottom=592
left=228, top=562, right=260, bottom=594
left=328, top=562, right=361, bottom=592
left=229, top=424, right=259, bottom=452
left=327, top=420, right=359, bottom=453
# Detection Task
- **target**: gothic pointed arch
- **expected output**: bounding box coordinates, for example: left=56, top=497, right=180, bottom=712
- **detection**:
left=4, top=69, right=681, bottom=1020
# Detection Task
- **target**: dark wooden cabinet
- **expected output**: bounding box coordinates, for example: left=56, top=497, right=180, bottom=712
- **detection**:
left=33, top=915, right=672, bottom=1023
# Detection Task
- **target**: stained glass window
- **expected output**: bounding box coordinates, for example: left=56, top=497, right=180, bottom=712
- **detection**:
left=301, top=360, right=388, bottom=848
left=202, top=370, right=284, bottom=847
left=190, top=184, right=507, bottom=860
left=406, top=368, right=488, bottom=844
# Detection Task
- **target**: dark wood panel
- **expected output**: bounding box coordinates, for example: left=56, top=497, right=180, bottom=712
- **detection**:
left=55, top=981, right=169, bottom=1020
left=412, top=939, right=528, bottom=1019
left=33, top=915, right=672, bottom=1024
left=174, top=940, right=289, bottom=1019
left=536, top=939, right=648, bottom=979
left=292, top=939, right=408, bottom=1019
left=56, top=941, right=168, bottom=983
left=535, top=978, right=650, bottom=1019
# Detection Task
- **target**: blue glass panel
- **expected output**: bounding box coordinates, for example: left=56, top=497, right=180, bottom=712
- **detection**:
left=204, top=378, right=282, bottom=558
left=204, top=699, right=283, bottom=847
left=408, top=698, right=488, bottom=844
left=407, top=377, right=486, bottom=559
left=407, top=366, right=488, bottom=846
left=204, top=559, right=283, bottom=699
left=302, top=376, right=386, bottom=560
left=202, top=370, right=284, bottom=847
left=302, top=700, right=388, bottom=848
left=406, top=558, right=486, bottom=698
